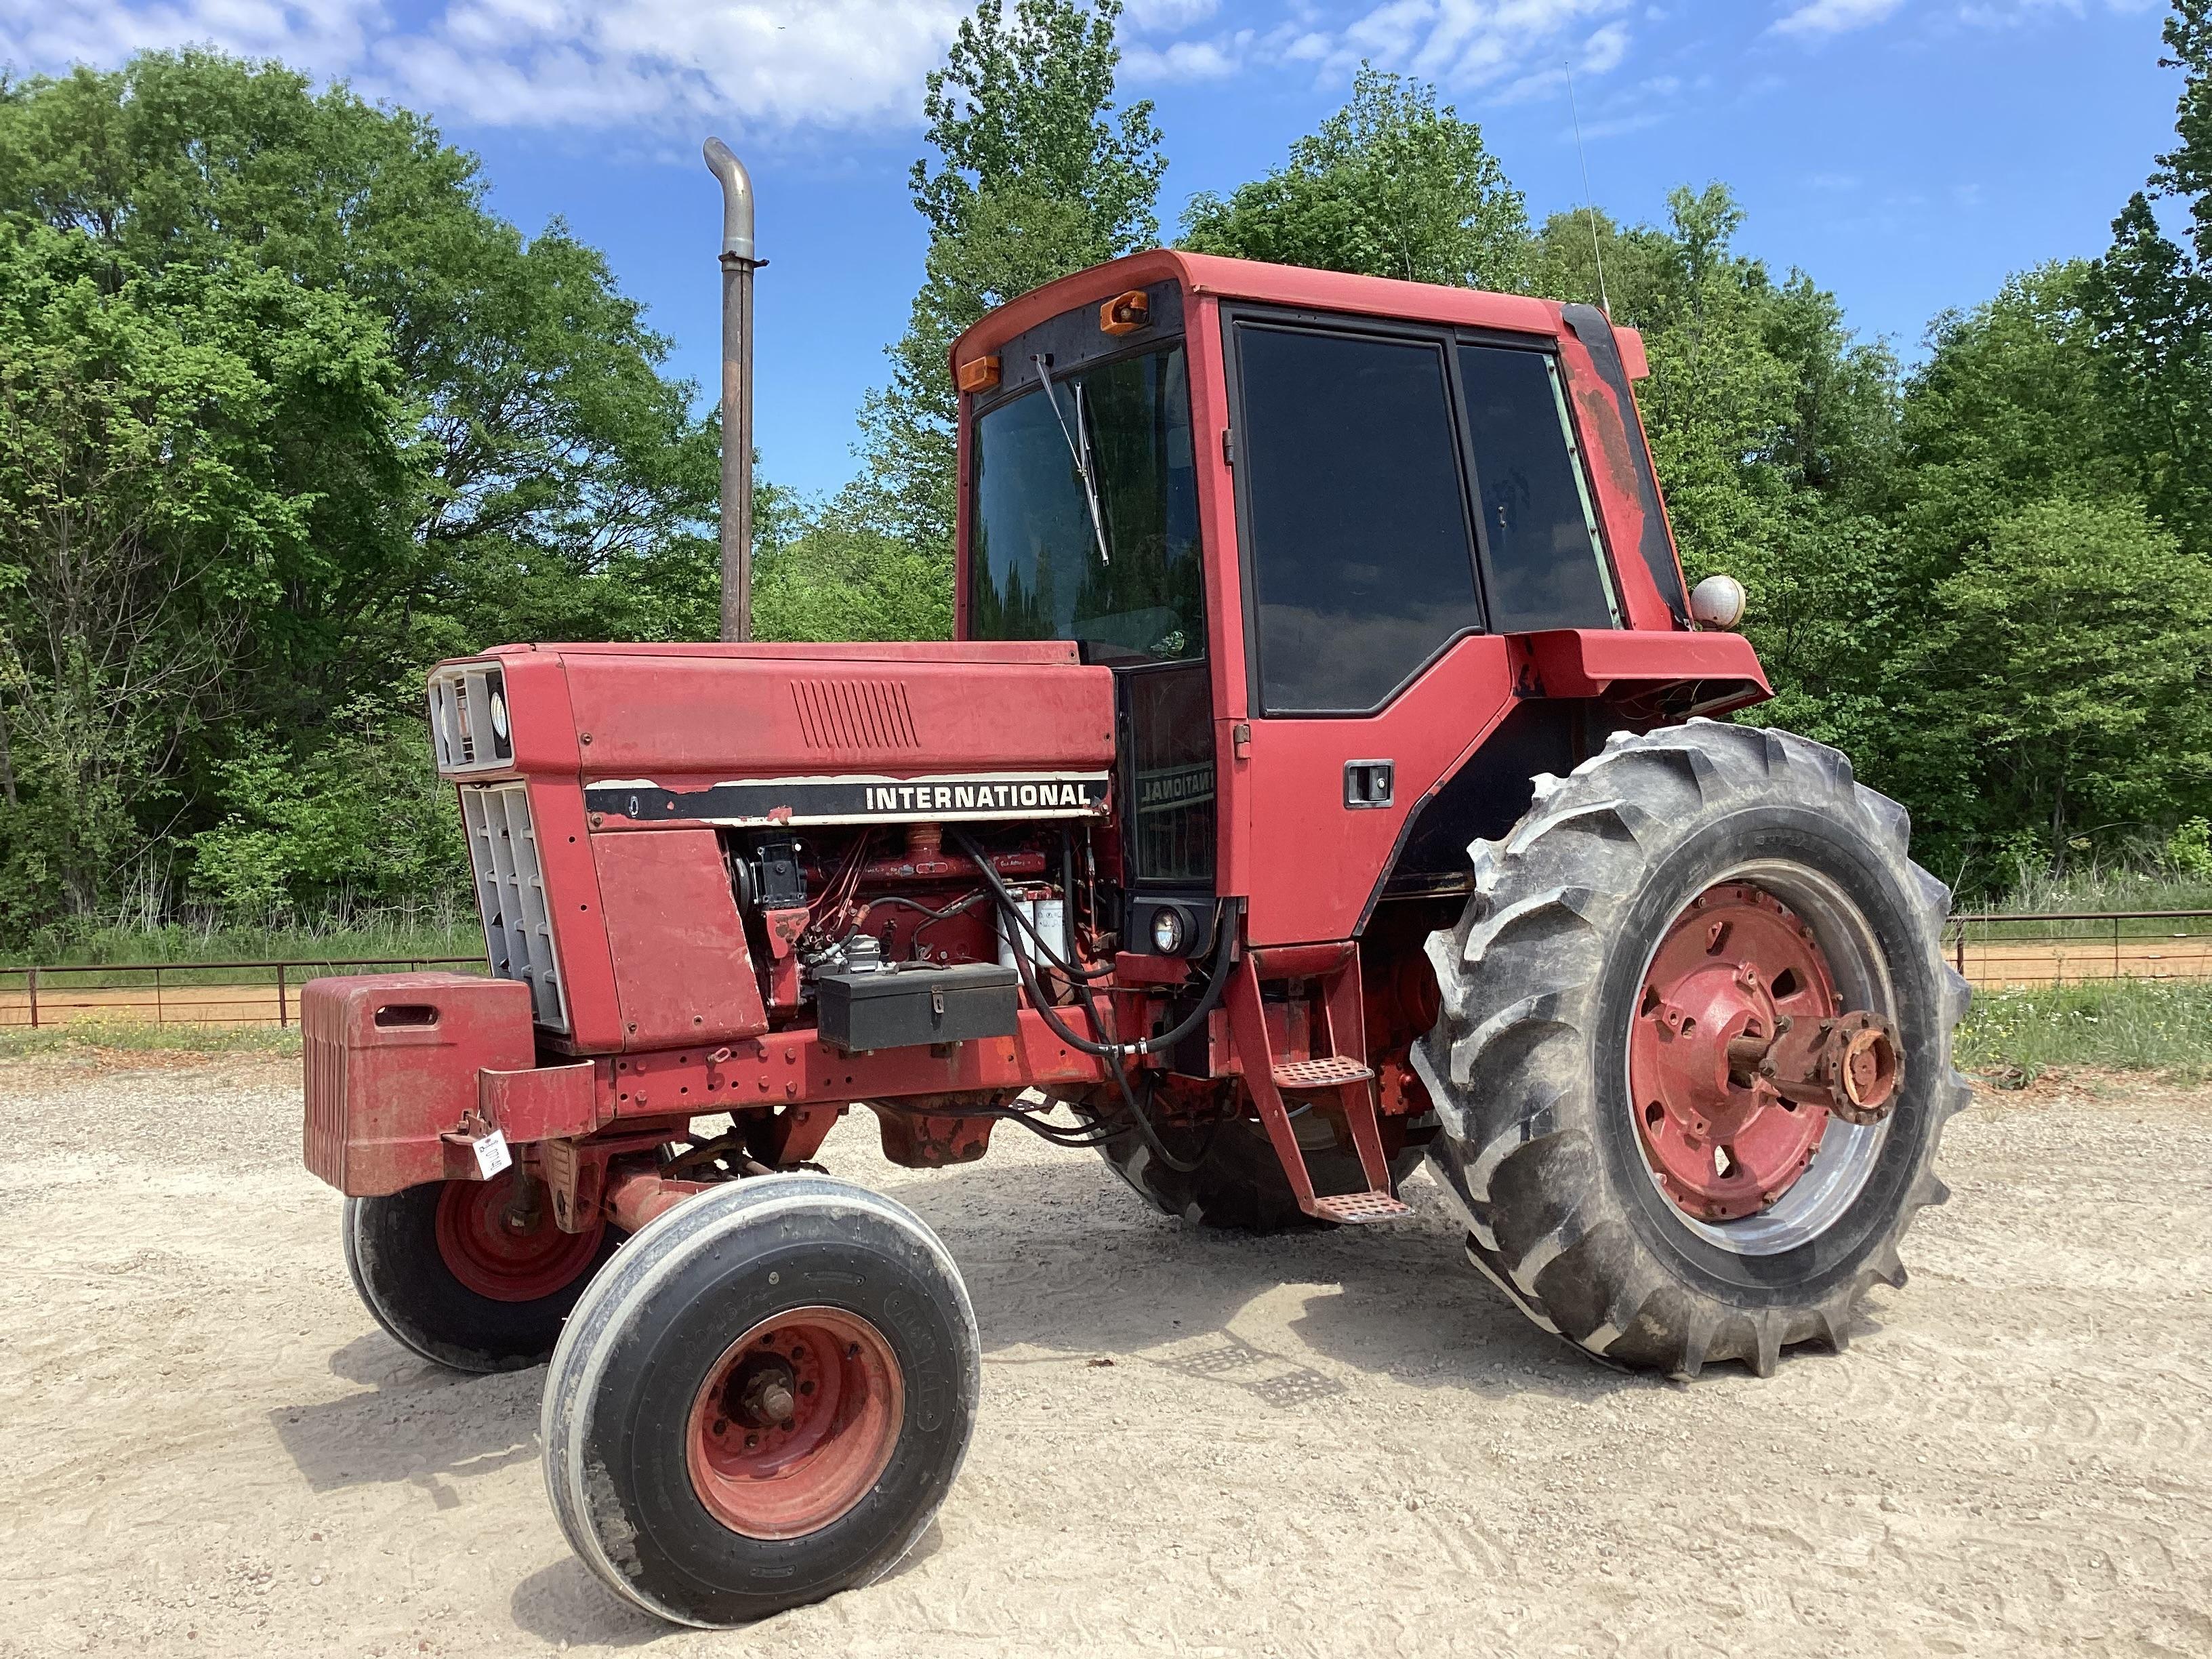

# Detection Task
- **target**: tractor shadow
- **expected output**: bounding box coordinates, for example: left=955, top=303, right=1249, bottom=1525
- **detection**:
left=881, top=1151, right=1674, bottom=1406
left=506, top=1521, right=947, bottom=1650
left=266, top=1330, right=540, bottom=1501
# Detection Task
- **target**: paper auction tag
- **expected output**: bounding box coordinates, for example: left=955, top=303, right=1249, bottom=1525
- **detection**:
left=472, top=1128, right=513, bottom=1179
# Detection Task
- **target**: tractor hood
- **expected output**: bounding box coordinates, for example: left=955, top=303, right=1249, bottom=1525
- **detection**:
left=432, top=641, right=1118, bottom=830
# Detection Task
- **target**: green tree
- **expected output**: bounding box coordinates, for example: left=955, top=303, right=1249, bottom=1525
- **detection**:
left=2085, top=1, right=2212, bottom=550
left=0, top=218, right=407, bottom=922
left=188, top=691, right=470, bottom=920
left=1911, top=498, right=2212, bottom=867
left=844, top=0, right=1164, bottom=583
left=1895, top=264, right=2131, bottom=579
left=1181, top=66, right=1528, bottom=291
left=0, top=50, right=720, bottom=932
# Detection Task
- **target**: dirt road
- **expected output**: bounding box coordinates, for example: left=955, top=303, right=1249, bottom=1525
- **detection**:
left=1, top=1054, right=2206, bottom=1658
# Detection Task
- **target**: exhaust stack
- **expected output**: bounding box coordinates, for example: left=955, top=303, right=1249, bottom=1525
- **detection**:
left=703, top=137, right=758, bottom=642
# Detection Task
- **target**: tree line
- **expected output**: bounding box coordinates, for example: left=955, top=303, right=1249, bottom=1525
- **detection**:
left=1, top=1, right=2209, bottom=943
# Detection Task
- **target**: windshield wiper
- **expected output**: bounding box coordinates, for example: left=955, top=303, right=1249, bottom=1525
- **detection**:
left=1033, top=353, right=1111, bottom=567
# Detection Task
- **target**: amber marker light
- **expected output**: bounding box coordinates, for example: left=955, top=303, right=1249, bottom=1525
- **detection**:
left=956, top=355, right=1001, bottom=392
left=1099, top=291, right=1150, bottom=335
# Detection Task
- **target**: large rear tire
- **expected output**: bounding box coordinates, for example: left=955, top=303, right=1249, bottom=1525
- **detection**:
left=1096, top=1111, right=1426, bottom=1232
left=344, top=1170, right=619, bottom=1374
left=1412, top=720, right=1971, bottom=1377
left=541, top=1174, right=979, bottom=1627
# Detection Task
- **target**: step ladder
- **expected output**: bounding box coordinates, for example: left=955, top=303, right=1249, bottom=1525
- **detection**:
left=1225, top=946, right=1412, bottom=1224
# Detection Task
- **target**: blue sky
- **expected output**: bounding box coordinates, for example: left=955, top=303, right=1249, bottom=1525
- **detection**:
left=0, top=0, right=2179, bottom=498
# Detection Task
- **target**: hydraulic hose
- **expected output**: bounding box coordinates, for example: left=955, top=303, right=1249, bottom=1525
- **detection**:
left=947, top=827, right=1238, bottom=1059
left=949, top=827, right=1242, bottom=1175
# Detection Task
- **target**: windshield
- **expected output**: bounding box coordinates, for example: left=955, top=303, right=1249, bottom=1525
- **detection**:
left=968, top=344, right=1204, bottom=665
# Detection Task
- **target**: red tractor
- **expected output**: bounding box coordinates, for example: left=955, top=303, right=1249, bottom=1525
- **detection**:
left=304, top=247, right=1965, bottom=1629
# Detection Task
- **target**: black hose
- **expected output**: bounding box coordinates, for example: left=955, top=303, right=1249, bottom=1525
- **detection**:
left=946, top=827, right=1116, bottom=983
left=1071, top=968, right=1221, bottom=1173
left=949, top=826, right=1240, bottom=1057
left=948, top=827, right=1241, bottom=1175
left=865, top=1094, right=1124, bottom=1149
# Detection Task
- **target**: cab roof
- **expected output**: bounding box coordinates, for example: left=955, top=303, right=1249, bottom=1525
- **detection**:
left=949, top=248, right=1572, bottom=377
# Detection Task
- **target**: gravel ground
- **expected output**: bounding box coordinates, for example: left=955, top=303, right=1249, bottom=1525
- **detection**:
left=0, top=1052, right=2207, bottom=1658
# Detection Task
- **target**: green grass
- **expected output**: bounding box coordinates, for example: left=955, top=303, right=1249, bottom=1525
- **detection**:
left=0, top=910, right=482, bottom=981
left=0, top=1020, right=302, bottom=1060
left=1956, top=978, right=2212, bottom=1085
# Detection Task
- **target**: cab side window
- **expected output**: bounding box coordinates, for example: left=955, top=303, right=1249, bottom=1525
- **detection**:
left=1458, top=344, right=1620, bottom=632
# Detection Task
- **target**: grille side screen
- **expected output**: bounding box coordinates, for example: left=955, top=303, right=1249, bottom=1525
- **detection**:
left=462, top=783, right=569, bottom=1031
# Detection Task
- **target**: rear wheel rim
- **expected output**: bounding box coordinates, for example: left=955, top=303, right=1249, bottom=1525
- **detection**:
left=686, top=1306, right=905, bottom=1540
left=1627, top=863, right=1894, bottom=1256
left=434, top=1172, right=605, bottom=1303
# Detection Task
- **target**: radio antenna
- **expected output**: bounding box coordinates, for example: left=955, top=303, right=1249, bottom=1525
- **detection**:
left=1565, top=60, right=1611, bottom=318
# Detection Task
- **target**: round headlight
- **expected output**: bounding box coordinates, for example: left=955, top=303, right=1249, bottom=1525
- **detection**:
left=488, top=689, right=510, bottom=740
left=1151, top=907, right=1186, bottom=955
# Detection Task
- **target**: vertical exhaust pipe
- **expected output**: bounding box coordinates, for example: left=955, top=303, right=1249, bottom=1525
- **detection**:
left=703, top=138, right=758, bottom=642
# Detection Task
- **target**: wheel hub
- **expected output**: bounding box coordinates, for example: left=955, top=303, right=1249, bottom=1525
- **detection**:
left=1631, top=882, right=1902, bottom=1223
left=687, top=1306, right=904, bottom=1540
left=434, top=1170, right=605, bottom=1302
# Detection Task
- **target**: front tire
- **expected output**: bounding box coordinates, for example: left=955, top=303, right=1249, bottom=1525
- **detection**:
left=541, top=1175, right=979, bottom=1628
left=344, top=1170, right=618, bottom=1374
left=1413, top=720, right=1971, bottom=1377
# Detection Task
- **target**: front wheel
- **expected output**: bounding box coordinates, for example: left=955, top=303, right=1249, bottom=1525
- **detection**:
left=1414, top=720, right=1971, bottom=1377
left=344, top=1170, right=619, bottom=1373
left=540, top=1175, right=979, bottom=1627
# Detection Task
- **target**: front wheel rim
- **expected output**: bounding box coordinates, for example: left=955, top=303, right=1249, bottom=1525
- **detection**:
left=1626, top=863, right=1898, bottom=1257
left=434, top=1171, right=605, bottom=1302
left=686, top=1306, right=905, bottom=1540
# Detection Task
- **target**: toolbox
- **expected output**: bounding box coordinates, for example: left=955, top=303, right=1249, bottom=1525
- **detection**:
left=815, top=962, right=1021, bottom=1052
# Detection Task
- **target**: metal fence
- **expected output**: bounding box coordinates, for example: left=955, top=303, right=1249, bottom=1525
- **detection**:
left=0, top=956, right=485, bottom=1029
left=3, top=911, right=2211, bottom=1032
left=1941, top=910, right=2212, bottom=989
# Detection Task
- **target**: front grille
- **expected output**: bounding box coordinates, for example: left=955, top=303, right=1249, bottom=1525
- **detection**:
left=428, top=662, right=512, bottom=775
left=461, top=782, right=569, bottom=1031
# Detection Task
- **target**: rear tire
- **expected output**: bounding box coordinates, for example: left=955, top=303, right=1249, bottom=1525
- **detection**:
left=541, top=1174, right=979, bottom=1628
left=1096, top=1112, right=1427, bottom=1232
left=344, top=1172, right=619, bottom=1374
left=1413, top=720, right=1971, bottom=1377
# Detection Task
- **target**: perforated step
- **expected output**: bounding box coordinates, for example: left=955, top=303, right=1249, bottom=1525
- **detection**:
left=1271, top=1056, right=1374, bottom=1090
left=1309, top=1191, right=1413, bottom=1225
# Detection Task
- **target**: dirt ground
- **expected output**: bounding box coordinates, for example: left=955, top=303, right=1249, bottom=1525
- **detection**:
left=1, top=1055, right=2207, bottom=1659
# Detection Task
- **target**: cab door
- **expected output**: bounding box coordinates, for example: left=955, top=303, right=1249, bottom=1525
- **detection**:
left=1220, top=308, right=1624, bottom=946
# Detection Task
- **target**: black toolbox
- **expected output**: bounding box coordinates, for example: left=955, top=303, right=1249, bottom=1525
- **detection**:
left=815, top=962, right=1021, bottom=1052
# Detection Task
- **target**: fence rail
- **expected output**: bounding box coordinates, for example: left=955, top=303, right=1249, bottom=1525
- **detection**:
left=1940, top=909, right=2212, bottom=989
left=3, top=912, right=2211, bottom=1033
left=0, top=956, right=485, bottom=1030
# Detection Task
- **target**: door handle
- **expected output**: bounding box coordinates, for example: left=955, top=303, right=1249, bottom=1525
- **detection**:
left=1344, top=760, right=1394, bottom=810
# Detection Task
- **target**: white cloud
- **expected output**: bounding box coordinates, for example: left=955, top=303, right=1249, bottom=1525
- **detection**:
left=0, top=0, right=972, bottom=134
left=0, top=0, right=382, bottom=79
left=1124, top=30, right=1252, bottom=81
left=1770, top=0, right=1906, bottom=38
left=1284, top=0, right=1637, bottom=93
left=1580, top=19, right=1629, bottom=70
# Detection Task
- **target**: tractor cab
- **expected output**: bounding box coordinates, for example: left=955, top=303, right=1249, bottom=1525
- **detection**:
left=949, top=251, right=1765, bottom=956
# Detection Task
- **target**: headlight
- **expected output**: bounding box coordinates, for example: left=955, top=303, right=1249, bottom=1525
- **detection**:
left=1151, top=907, right=1186, bottom=954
